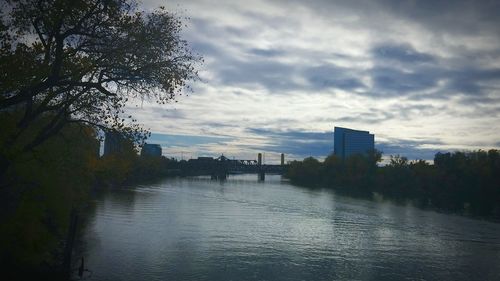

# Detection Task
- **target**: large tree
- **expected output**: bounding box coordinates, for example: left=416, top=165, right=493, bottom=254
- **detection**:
left=0, top=0, right=200, bottom=151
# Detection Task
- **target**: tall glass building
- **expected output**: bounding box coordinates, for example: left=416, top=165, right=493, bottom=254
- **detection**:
left=141, top=143, right=162, bottom=157
left=333, top=127, right=374, bottom=159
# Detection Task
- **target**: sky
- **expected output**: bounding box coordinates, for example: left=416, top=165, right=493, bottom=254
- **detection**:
left=129, top=0, right=500, bottom=163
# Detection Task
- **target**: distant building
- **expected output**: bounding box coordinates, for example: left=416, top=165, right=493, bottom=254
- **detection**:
left=141, top=144, right=162, bottom=157
left=103, top=131, right=125, bottom=156
left=333, top=126, right=374, bottom=159
left=188, top=157, right=215, bottom=164
left=196, top=157, right=215, bottom=162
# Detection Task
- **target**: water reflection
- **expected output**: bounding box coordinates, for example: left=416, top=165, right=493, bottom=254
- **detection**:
left=79, top=175, right=500, bottom=281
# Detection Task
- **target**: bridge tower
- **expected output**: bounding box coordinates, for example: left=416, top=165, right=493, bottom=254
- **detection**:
left=257, top=153, right=265, bottom=181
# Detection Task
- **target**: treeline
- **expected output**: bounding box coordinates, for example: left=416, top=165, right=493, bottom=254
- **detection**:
left=94, top=137, right=179, bottom=187
left=286, top=150, right=500, bottom=218
left=0, top=112, right=176, bottom=279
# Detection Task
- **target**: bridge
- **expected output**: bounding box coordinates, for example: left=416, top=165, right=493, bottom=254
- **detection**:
left=181, top=154, right=288, bottom=180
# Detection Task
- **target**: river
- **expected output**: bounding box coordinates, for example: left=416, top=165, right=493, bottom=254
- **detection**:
left=78, top=174, right=500, bottom=280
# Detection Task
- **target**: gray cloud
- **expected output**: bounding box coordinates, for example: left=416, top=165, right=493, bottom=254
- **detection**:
left=216, top=58, right=300, bottom=91
left=375, top=137, right=449, bottom=161
left=248, top=48, right=285, bottom=57
left=372, top=44, right=435, bottom=64
left=370, top=66, right=439, bottom=95
left=303, top=64, right=366, bottom=91
left=149, top=133, right=232, bottom=146
left=247, top=128, right=334, bottom=157
left=446, top=67, right=500, bottom=96
left=376, top=142, right=441, bottom=161
left=336, top=111, right=395, bottom=124
left=375, top=0, right=500, bottom=37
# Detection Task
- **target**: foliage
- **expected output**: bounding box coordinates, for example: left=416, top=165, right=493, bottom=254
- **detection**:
left=0, top=109, right=180, bottom=277
left=432, top=151, right=500, bottom=214
left=93, top=143, right=178, bottom=186
left=0, top=0, right=200, bottom=152
left=128, top=155, right=178, bottom=182
left=0, top=112, right=99, bottom=277
left=388, top=154, right=409, bottom=167
left=92, top=135, right=138, bottom=186
left=286, top=157, right=322, bottom=185
left=285, top=150, right=500, bottom=218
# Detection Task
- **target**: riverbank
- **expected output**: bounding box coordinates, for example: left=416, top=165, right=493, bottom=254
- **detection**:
left=285, top=152, right=500, bottom=221
left=0, top=119, right=177, bottom=280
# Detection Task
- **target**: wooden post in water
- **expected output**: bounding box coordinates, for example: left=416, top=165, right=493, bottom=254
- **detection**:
left=258, top=171, right=265, bottom=181
left=62, top=208, right=78, bottom=280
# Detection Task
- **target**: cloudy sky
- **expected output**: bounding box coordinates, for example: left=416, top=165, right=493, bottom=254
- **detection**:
left=130, top=0, right=500, bottom=163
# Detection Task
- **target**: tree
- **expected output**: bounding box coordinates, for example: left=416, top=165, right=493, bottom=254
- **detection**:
left=286, top=157, right=323, bottom=185
left=0, top=121, right=100, bottom=277
left=0, top=0, right=200, bottom=153
left=388, top=154, right=409, bottom=168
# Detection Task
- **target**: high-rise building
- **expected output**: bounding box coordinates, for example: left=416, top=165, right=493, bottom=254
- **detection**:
left=333, top=127, right=374, bottom=159
left=103, top=131, right=125, bottom=156
left=141, top=143, right=162, bottom=157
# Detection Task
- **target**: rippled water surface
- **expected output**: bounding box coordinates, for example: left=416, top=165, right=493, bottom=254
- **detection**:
left=80, top=175, right=500, bottom=280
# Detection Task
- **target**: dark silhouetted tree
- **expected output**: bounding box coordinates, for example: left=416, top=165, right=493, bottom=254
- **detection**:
left=0, top=0, right=200, bottom=153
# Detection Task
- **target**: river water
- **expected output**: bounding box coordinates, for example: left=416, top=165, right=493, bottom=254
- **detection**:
left=79, top=175, right=500, bottom=281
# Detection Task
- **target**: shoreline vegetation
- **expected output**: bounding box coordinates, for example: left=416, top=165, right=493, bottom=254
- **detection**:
left=0, top=114, right=179, bottom=280
left=285, top=150, right=500, bottom=221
